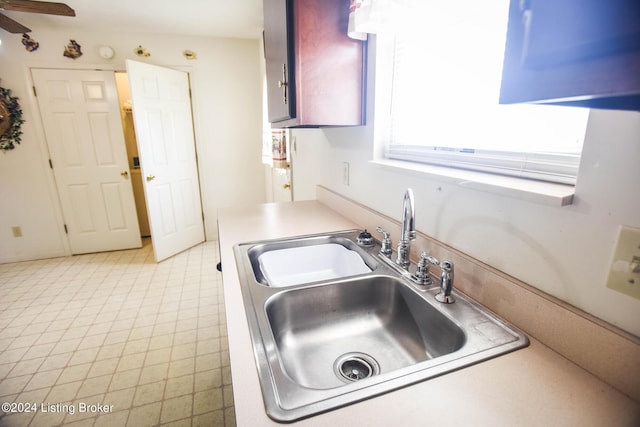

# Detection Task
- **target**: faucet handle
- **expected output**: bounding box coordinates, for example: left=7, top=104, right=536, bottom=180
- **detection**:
left=375, top=226, right=390, bottom=239
left=415, top=252, right=439, bottom=285
left=419, top=252, right=439, bottom=266
left=375, top=227, right=392, bottom=257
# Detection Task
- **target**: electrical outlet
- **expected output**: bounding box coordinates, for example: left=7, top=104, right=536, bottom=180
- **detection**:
left=606, top=225, right=640, bottom=300
left=11, top=226, right=23, bottom=238
left=342, top=162, right=350, bottom=186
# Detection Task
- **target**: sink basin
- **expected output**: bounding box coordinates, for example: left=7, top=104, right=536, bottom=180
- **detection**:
left=234, top=230, right=529, bottom=422
left=266, top=275, right=465, bottom=389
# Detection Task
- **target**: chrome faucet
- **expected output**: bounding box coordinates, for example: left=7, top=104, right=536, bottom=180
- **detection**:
left=375, top=188, right=456, bottom=301
left=396, top=188, right=416, bottom=268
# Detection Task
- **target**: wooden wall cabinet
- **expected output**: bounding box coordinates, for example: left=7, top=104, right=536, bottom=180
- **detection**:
left=263, top=0, right=365, bottom=127
left=499, top=0, right=640, bottom=110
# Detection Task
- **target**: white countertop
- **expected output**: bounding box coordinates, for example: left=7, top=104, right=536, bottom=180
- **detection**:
left=217, top=200, right=640, bottom=426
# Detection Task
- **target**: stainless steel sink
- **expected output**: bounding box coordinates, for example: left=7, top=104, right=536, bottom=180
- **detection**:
left=234, top=230, right=529, bottom=422
left=266, top=275, right=465, bottom=389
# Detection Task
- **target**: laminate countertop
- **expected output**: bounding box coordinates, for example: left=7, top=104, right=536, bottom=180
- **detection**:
left=217, top=200, right=640, bottom=427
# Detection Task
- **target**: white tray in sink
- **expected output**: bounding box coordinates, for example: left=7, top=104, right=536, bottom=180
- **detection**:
left=258, top=243, right=371, bottom=287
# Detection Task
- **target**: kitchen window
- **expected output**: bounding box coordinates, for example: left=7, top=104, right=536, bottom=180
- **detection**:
left=379, top=0, right=589, bottom=186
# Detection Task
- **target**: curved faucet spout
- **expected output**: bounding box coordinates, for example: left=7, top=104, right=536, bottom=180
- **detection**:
left=401, top=188, right=416, bottom=242
left=396, top=188, right=416, bottom=268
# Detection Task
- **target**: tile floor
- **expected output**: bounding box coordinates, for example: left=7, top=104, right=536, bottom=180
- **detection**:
left=0, top=239, right=235, bottom=427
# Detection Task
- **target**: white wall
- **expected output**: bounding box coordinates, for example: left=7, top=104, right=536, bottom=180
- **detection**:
left=0, top=28, right=265, bottom=262
left=290, top=43, right=640, bottom=338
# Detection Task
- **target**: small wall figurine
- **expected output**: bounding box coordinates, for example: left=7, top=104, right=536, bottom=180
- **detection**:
left=183, top=50, right=197, bottom=60
left=21, top=33, right=39, bottom=52
left=63, top=40, right=83, bottom=59
left=134, top=45, right=150, bottom=57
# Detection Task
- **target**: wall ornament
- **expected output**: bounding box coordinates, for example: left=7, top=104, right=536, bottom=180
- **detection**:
left=0, top=85, right=25, bottom=151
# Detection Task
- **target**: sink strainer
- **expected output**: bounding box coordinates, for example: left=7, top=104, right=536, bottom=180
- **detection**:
left=334, top=352, right=380, bottom=383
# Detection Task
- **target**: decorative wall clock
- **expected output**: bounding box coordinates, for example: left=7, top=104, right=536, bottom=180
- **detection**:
left=0, top=86, right=24, bottom=151
left=98, top=45, right=115, bottom=59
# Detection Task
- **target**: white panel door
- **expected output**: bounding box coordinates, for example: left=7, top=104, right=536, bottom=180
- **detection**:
left=272, top=167, right=292, bottom=202
left=126, top=60, right=205, bottom=262
left=32, top=68, right=141, bottom=254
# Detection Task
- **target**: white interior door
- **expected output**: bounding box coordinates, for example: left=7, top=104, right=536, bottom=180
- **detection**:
left=272, top=167, right=292, bottom=202
left=126, top=60, right=205, bottom=262
left=32, top=68, right=141, bottom=254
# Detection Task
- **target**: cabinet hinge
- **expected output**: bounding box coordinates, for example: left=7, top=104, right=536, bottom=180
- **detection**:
left=63, top=224, right=68, bottom=234
left=279, top=63, right=288, bottom=105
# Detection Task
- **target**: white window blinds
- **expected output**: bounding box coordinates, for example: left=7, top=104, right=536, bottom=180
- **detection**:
left=384, top=0, right=589, bottom=185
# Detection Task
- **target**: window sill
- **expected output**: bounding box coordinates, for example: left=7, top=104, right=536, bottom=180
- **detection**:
left=370, top=159, right=575, bottom=206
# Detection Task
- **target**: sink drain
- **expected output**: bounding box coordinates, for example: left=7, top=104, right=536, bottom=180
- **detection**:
left=334, top=352, right=380, bottom=383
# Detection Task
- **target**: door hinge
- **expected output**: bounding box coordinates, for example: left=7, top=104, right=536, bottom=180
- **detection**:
left=48, top=159, right=53, bottom=169
left=63, top=224, right=68, bottom=234
left=32, top=86, right=37, bottom=97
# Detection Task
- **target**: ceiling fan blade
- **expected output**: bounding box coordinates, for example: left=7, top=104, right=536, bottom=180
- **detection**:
left=0, top=12, right=31, bottom=32
left=0, top=0, right=75, bottom=17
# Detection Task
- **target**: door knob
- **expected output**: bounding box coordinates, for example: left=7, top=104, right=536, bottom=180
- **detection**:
left=120, top=170, right=129, bottom=178
left=146, top=175, right=156, bottom=182
left=283, top=183, right=291, bottom=190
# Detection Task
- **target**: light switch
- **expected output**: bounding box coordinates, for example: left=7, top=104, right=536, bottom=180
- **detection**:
left=606, top=225, right=640, bottom=300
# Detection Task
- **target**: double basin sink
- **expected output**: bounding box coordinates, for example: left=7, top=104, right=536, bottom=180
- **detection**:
left=233, top=230, right=528, bottom=422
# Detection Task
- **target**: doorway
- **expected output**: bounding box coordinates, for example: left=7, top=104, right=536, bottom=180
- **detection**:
left=114, top=72, right=151, bottom=237
left=32, top=63, right=205, bottom=262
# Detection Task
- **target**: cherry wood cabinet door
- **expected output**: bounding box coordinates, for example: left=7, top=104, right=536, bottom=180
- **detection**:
left=264, top=0, right=295, bottom=123
left=263, top=0, right=365, bottom=126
